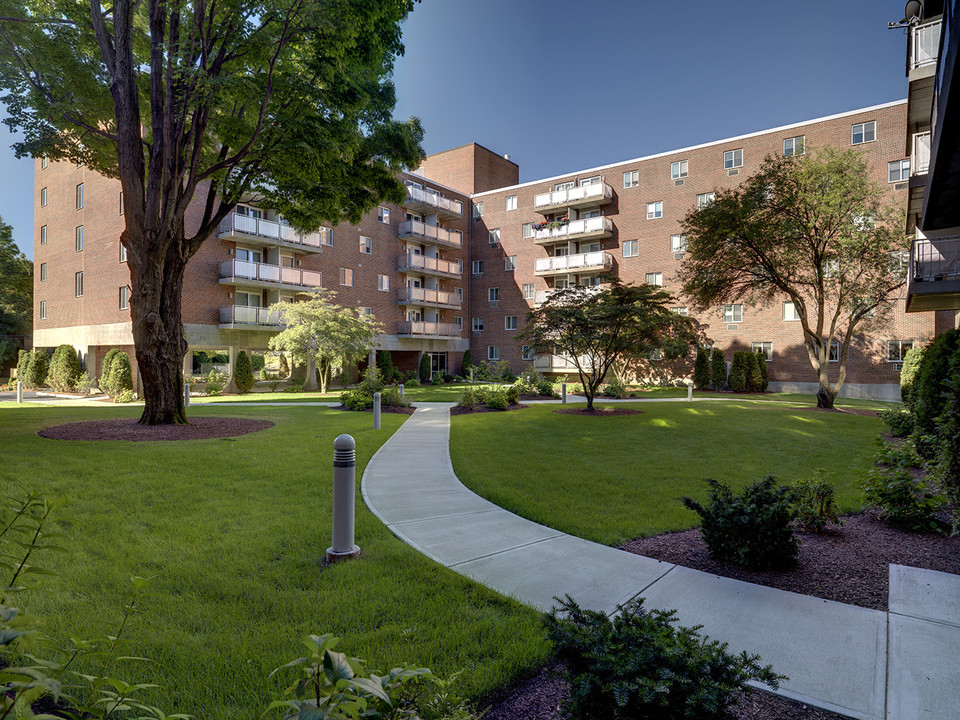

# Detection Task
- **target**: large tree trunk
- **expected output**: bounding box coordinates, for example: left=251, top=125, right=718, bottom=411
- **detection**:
left=130, top=234, right=189, bottom=425
left=817, top=361, right=837, bottom=409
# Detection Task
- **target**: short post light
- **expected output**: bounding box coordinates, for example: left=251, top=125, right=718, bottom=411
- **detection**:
left=16, top=381, right=22, bottom=404
left=373, top=391, right=381, bottom=430
left=399, top=383, right=404, bottom=397
left=687, top=383, right=693, bottom=402
left=184, top=382, right=191, bottom=407
left=327, top=434, right=360, bottom=563
left=562, top=382, right=567, bottom=404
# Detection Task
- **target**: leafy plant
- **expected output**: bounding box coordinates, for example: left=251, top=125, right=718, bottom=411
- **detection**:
left=115, top=389, right=136, bottom=404
left=340, top=389, right=373, bottom=411
left=15, top=348, right=30, bottom=386
left=25, top=349, right=49, bottom=389
left=682, top=477, right=799, bottom=569
left=456, top=388, right=478, bottom=408
left=204, top=369, right=227, bottom=396
left=792, top=471, right=841, bottom=533
left=233, top=351, right=254, bottom=394
left=912, top=329, right=959, bottom=458
left=755, top=349, right=769, bottom=391
left=744, top=351, right=763, bottom=393
left=728, top=352, right=748, bottom=393
left=284, top=382, right=304, bottom=394
left=460, top=349, right=473, bottom=377
left=879, top=409, right=913, bottom=437
left=544, top=595, right=783, bottom=720
left=506, top=385, right=520, bottom=406
left=99, top=348, right=123, bottom=396
left=900, top=346, right=925, bottom=409
left=602, top=381, right=626, bottom=398
left=710, top=348, right=726, bottom=390
left=693, top=347, right=710, bottom=390
left=73, top=371, right=94, bottom=394
left=359, top=367, right=385, bottom=396
left=485, top=390, right=508, bottom=411
left=862, top=466, right=946, bottom=532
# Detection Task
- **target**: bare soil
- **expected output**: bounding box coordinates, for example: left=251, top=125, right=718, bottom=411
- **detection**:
left=37, top=417, right=274, bottom=442
left=551, top=407, right=642, bottom=416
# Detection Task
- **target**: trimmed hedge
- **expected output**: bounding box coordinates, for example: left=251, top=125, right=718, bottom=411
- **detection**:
left=419, top=352, right=431, bottom=383
left=693, top=347, right=710, bottom=390
left=461, top=349, right=473, bottom=377
left=913, top=330, right=960, bottom=458
left=756, top=349, right=769, bottom=391
left=234, top=351, right=254, bottom=394
left=710, top=348, right=726, bottom=390
left=25, top=350, right=49, bottom=389
left=47, top=344, right=83, bottom=392
left=728, top=351, right=748, bottom=392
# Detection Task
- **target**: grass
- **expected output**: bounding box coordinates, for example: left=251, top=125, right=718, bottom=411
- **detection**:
left=1, top=405, right=547, bottom=719
left=450, top=400, right=885, bottom=546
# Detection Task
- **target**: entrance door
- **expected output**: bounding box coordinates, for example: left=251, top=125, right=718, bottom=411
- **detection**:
left=430, top=352, right=447, bottom=376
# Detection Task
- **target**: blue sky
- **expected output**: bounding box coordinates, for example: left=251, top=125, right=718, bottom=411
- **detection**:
left=2, top=0, right=911, bottom=260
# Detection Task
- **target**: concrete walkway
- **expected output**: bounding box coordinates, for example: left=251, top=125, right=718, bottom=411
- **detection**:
left=362, top=402, right=960, bottom=720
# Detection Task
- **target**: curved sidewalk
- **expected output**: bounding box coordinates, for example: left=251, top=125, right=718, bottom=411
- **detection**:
left=361, top=403, right=960, bottom=720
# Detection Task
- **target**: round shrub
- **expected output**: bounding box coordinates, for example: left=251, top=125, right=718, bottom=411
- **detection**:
left=485, top=390, right=508, bottom=411
left=693, top=347, right=710, bottom=390
left=233, top=350, right=254, bottom=394
left=100, top=348, right=123, bottom=395
left=791, top=471, right=841, bottom=533
left=710, top=347, right=726, bottom=390
left=506, top=385, right=520, bottom=405
left=900, top=346, right=925, bottom=409
left=418, top=353, right=431, bottom=383
left=26, top=350, right=49, bottom=389
left=47, top=344, right=83, bottom=392
left=602, top=381, right=625, bottom=398
left=456, top=387, right=478, bottom=408
left=728, top=351, right=748, bottom=392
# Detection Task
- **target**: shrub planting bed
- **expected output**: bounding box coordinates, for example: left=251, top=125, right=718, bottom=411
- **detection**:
left=37, top=416, right=274, bottom=441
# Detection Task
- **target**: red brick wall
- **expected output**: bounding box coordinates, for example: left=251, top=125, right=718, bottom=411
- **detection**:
left=417, top=143, right=519, bottom=195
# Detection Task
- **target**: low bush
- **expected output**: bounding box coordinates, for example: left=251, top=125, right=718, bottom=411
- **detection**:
left=544, top=595, right=783, bottom=720
left=405, top=377, right=420, bottom=387
left=73, top=371, right=94, bottom=394
left=456, top=387, right=478, bottom=408
left=485, top=390, right=509, bottom=411
left=682, top=477, right=799, bottom=569
left=862, top=466, right=946, bottom=532
left=710, top=347, right=726, bottom=390
left=602, top=380, right=626, bottom=398
left=358, top=367, right=385, bottom=396
left=115, top=388, right=136, bottom=404
left=506, top=385, right=520, bottom=406
left=694, top=347, right=710, bottom=390
left=879, top=409, right=914, bottom=437
left=284, top=382, right=303, bottom=393
left=205, top=369, right=227, bottom=396
left=340, top=388, right=373, bottom=411
left=792, top=471, right=841, bottom=533
left=380, top=386, right=410, bottom=408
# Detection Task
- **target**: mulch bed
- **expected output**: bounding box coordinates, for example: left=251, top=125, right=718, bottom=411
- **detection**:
left=335, top=404, right=416, bottom=415
left=450, top=403, right=528, bottom=415
left=551, top=407, right=642, bottom=416
left=37, top=417, right=274, bottom=442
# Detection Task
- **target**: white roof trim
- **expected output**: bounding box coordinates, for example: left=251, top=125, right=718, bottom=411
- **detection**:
left=470, top=99, right=908, bottom=198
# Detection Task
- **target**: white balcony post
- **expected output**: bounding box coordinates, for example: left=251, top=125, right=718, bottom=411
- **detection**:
left=327, top=434, right=360, bottom=563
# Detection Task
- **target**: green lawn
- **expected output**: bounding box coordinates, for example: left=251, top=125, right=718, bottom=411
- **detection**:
left=1, top=405, right=546, bottom=719
left=451, top=401, right=885, bottom=546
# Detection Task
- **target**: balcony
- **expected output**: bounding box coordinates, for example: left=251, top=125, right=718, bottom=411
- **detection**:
left=219, top=260, right=322, bottom=291
left=397, top=286, right=462, bottom=309
left=397, top=321, right=462, bottom=339
left=402, top=185, right=463, bottom=220
left=913, top=132, right=932, bottom=175
left=534, top=251, right=613, bottom=277
left=910, top=19, right=941, bottom=72
left=219, top=305, right=282, bottom=329
left=534, top=182, right=613, bottom=213
left=397, top=253, right=462, bottom=279
left=533, top=216, right=614, bottom=245
left=397, top=220, right=463, bottom=249
left=906, top=236, right=960, bottom=312
left=218, top=213, right=327, bottom=253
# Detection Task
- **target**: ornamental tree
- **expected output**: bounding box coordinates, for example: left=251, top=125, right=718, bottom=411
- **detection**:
left=679, top=148, right=909, bottom=408
left=0, top=0, right=423, bottom=423
left=518, top=278, right=699, bottom=411
left=267, top=290, right=380, bottom=394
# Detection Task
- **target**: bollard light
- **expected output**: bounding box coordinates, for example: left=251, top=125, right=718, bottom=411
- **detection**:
left=399, top=383, right=404, bottom=397
left=327, top=434, right=360, bottom=563
left=562, top=382, right=567, bottom=404
left=16, top=381, right=22, bottom=404
left=184, top=382, right=191, bottom=407
left=373, top=391, right=381, bottom=430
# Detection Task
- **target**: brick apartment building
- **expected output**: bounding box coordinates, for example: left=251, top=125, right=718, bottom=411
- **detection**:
left=32, top=100, right=955, bottom=400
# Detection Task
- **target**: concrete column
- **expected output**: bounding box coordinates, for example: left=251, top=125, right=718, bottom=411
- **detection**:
left=224, top=345, right=239, bottom=393
left=182, top=349, right=192, bottom=380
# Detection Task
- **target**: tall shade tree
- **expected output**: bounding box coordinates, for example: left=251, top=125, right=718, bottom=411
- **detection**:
left=0, top=218, right=32, bottom=366
left=267, top=289, right=380, bottom=393
left=0, top=0, right=424, bottom=423
left=518, top=279, right=699, bottom=411
left=678, top=148, right=909, bottom=408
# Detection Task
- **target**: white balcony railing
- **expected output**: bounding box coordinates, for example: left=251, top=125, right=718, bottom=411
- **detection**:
left=534, top=251, right=613, bottom=274
left=220, top=260, right=322, bottom=288
left=397, top=321, right=461, bottom=337
left=397, top=286, right=461, bottom=307
left=397, top=220, right=463, bottom=247
left=913, top=131, right=931, bottom=175
left=534, top=353, right=585, bottom=371
left=534, top=182, right=613, bottom=210
left=404, top=185, right=463, bottom=216
left=533, top=216, right=613, bottom=242
left=911, top=19, right=941, bottom=70
left=219, top=306, right=281, bottom=326
left=218, top=213, right=326, bottom=249
left=397, top=253, right=461, bottom=276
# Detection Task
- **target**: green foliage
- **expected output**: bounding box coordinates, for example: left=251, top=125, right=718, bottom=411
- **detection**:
left=205, top=370, right=227, bottom=397
left=376, top=351, right=402, bottom=384
left=341, top=368, right=409, bottom=411
left=73, top=371, right=94, bottom=394
left=379, top=386, right=409, bottom=408
left=25, top=349, right=49, bottom=389
left=710, top=348, right=726, bottom=390
left=47, top=344, right=83, bottom=392
left=99, top=348, right=123, bottom=395
left=693, top=347, right=710, bottom=390
left=340, top=389, right=373, bottom=411
left=544, top=595, right=783, bottom=720
left=15, top=348, right=29, bottom=384
left=404, top=378, right=420, bottom=388
left=110, top=353, right=134, bottom=401
left=744, top=351, right=764, bottom=393
left=0, top=218, right=31, bottom=366
left=233, top=351, right=255, bottom=394
left=419, top=353, right=432, bottom=383
left=359, top=367, right=385, bottom=396
left=900, top=347, right=925, bottom=409
left=461, top=350, right=473, bottom=377
left=879, top=409, right=914, bottom=437
left=862, top=466, right=946, bottom=533
left=728, top=351, right=748, bottom=393
left=792, top=471, right=841, bottom=533
left=602, top=381, right=626, bottom=398
left=756, top=349, right=769, bottom=391
left=284, top=383, right=304, bottom=394
left=456, top=388, right=478, bottom=408
left=682, top=477, right=799, bottom=569
left=506, top=385, right=520, bottom=406
left=251, top=353, right=265, bottom=372
left=935, top=358, right=960, bottom=530
left=913, top=330, right=960, bottom=458
left=485, top=390, right=509, bottom=411
left=115, top=389, right=136, bottom=404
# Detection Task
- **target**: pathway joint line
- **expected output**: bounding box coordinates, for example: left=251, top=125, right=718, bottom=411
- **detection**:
left=447, top=533, right=569, bottom=568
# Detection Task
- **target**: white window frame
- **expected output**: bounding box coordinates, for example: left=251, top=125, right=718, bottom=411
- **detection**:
left=723, top=149, right=743, bottom=169
left=522, top=222, right=534, bottom=238
left=377, top=206, right=390, bottom=223
left=75, top=225, right=83, bottom=252
left=645, top=272, right=663, bottom=286
left=76, top=183, right=84, bottom=209
left=783, top=136, right=805, bottom=156
left=723, top=304, right=743, bottom=323
left=489, top=228, right=500, bottom=245
left=671, top=160, right=688, bottom=179
left=40, top=187, right=47, bottom=207
left=321, top=227, right=334, bottom=246
left=40, top=225, right=47, bottom=244
left=75, top=271, right=83, bottom=297
left=852, top=121, right=877, bottom=145
left=887, top=340, right=913, bottom=362
left=40, top=301, right=46, bottom=320
left=40, top=263, right=46, bottom=282
left=488, top=287, right=500, bottom=302
left=505, top=316, right=517, bottom=331
left=505, top=195, right=517, bottom=211
left=119, top=285, right=130, bottom=310
left=752, top=342, right=773, bottom=362
left=339, top=267, right=353, bottom=286
left=505, top=255, right=517, bottom=271
left=359, top=236, right=372, bottom=254
left=487, top=346, right=500, bottom=361
left=646, top=201, right=663, bottom=220
left=888, top=159, right=911, bottom=183
left=120, top=243, right=127, bottom=263
left=522, top=283, right=535, bottom=299
left=623, top=170, right=639, bottom=188
left=672, top=307, right=688, bottom=315
left=670, top=234, right=686, bottom=253
left=783, top=301, right=801, bottom=321
left=377, top=274, right=389, bottom=292
left=521, top=345, right=534, bottom=361
left=472, top=317, right=483, bottom=332
left=473, top=201, right=483, bottom=218
left=472, top=260, right=483, bottom=275
left=358, top=306, right=373, bottom=316
left=696, top=192, right=715, bottom=210
left=623, top=239, right=639, bottom=258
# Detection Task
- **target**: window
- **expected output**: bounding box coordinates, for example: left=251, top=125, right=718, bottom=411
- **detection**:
left=75, top=226, right=83, bottom=252
left=752, top=342, right=773, bottom=361
left=522, top=345, right=534, bottom=360
left=377, top=206, right=390, bottom=223
left=487, top=346, right=500, bottom=361
left=455, top=259, right=463, bottom=274
left=555, top=181, right=575, bottom=191
left=505, top=316, right=517, bottom=330
left=579, top=176, right=600, bottom=186
left=359, top=236, right=372, bottom=254
left=472, top=317, right=483, bottom=331
left=75, top=271, right=83, bottom=297
left=623, top=170, right=639, bottom=188
left=672, top=307, right=688, bottom=315
left=783, top=301, right=801, bottom=321
left=40, top=225, right=47, bottom=245
left=489, top=228, right=500, bottom=244
left=823, top=339, right=840, bottom=362
left=670, top=234, right=687, bottom=253
left=41, top=156, right=47, bottom=169
left=887, top=340, right=913, bottom=362
left=696, top=192, right=715, bottom=209
left=472, top=260, right=484, bottom=274
left=623, top=239, right=639, bottom=257
left=504, top=255, right=517, bottom=271
left=723, top=304, right=743, bottom=323
left=119, top=191, right=124, bottom=215
left=783, top=136, right=805, bottom=156
left=40, top=263, right=46, bottom=282
left=522, top=222, right=534, bottom=238
left=473, top=201, right=483, bottom=218
left=339, top=267, right=353, bottom=286
left=888, top=159, right=911, bottom=183
left=671, top=160, right=688, bottom=179
left=852, top=121, right=876, bottom=145
left=76, top=183, right=84, bottom=209
left=724, top=149, right=743, bottom=169
left=488, top=287, right=500, bottom=302
left=119, top=243, right=127, bottom=262
left=646, top=201, right=663, bottom=219
left=455, top=287, right=463, bottom=301
left=645, top=272, right=663, bottom=286
left=40, top=188, right=47, bottom=207
left=119, top=285, right=130, bottom=310
left=321, top=227, right=333, bottom=246
left=454, top=317, right=463, bottom=331
left=359, top=307, right=373, bottom=316
left=377, top=274, right=389, bottom=291
left=522, top=283, right=535, bottom=299
left=505, top=195, right=517, bottom=211
left=40, top=301, right=46, bottom=320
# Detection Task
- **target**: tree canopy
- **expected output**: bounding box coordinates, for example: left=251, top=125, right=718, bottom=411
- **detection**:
left=0, top=218, right=31, bottom=366
left=267, top=289, right=381, bottom=393
left=518, top=279, right=699, bottom=411
left=0, top=0, right=423, bottom=422
left=678, top=148, right=909, bottom=407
